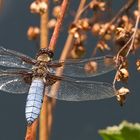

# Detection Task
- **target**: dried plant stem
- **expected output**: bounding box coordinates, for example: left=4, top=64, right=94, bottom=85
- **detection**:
left=40, top=13, right=49, bottom=48
left=25, top=120, right=38, bottom=140
left=39, top=1, right=50, bottom=140
left=48, top=0, right=69, bottom=51
left=40, top=96, right=49, bottom=140
left=40, top=0, right=69, bottom=140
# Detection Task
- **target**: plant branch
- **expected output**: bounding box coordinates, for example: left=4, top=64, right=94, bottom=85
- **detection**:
left=39, top=1, right=50, bottom=140
left=48, top=0, right=69, bottom=51
left=25, top=120, right=38, bottom=140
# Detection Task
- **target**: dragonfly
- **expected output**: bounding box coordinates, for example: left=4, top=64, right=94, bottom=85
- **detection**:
left=0, top=47, right=116, bottom=124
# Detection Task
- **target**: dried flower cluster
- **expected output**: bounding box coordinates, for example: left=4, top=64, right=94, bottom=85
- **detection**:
left=30, top=1, right=48, bottom=14
left=34, top=0, right=140, bottom=106
left=65, top=0, right=139, bottom=106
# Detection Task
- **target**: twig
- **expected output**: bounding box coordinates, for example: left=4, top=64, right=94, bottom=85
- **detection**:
left=40, top=0, right=70, bottom=139
left=25, top=120, right=38, bottom=140
left=39, top=1, right=50, bottom=140
left=48, top=0, right=69, bottom=51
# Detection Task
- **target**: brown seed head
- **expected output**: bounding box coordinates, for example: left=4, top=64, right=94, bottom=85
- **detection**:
left=30, top=1, right=48, bottom=14
left=27, top=26, right=40, bottom=40
left=89, top=1, right=106, bottom=11
left=116, top=68, right=129, bottom=82
left=84, top=61, right=98, bottom=74
left=48, top=19, right=57, bottom=29
left=92, top=23, right=101, bottom=36
left=96, top=41, right=110, bottom=52
left=136, top=59, right=140, bottom=71
left=70, top=45, right=86, bottom=59
left=116, top=87, right=129, bottom=106
left=53, top=5, right=61, bottom=17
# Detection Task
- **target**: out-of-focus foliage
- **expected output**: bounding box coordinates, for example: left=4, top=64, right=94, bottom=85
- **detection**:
left=99, top=121, right=140, bottom=140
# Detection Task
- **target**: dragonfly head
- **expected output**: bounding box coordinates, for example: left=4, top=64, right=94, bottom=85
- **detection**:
left=36, top=48, right=54, bottom=62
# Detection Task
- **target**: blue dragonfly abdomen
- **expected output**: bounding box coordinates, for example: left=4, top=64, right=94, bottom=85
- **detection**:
left=25, top=79, right=44, bottom=124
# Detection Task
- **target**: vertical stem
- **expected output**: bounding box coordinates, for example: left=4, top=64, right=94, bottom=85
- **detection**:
left=25, top=120, right=38, bottom=140
left=48, top=0, right=69, bottom=51
left=40, top=96, right=49, bottom=140
left=41, top=0, right=69, bottom=139
left=40, top=11, right=49, bottom=48
left=39, top=1, right=49, bottom=140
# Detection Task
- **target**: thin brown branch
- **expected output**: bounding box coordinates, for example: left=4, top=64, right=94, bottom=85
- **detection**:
left=39, top=1, right=50, bottom=140
left=40, top=0, right=69, bottom=140
left=25, top=120, right=38, bottom=140
left=40, top=96, right=49, bottom=140
left=48, top=0, right=69, bottom=51
left=40, top=12, right=49, bottom=48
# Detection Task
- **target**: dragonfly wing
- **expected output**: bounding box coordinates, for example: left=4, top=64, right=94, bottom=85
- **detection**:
left=0, top=69, right=32, bottom=94
left=45, top=77, right=116, bottom=101
left=49, top=56, right=116, bottom=78
left=0, top=46, right=36, bottom=68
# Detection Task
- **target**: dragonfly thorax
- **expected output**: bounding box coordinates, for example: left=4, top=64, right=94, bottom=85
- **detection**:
left=32, top=62, right=48, bottom=78
left=37, top=54, right=52, bottom=62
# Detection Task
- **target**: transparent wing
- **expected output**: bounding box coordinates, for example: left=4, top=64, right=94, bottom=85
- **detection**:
left=45, top=77, right=116, bottom=101
left=0, top=46, right=36, bottom=69
left=48, top=56, right=116, bottom=78
left=0, top=69, right=32, bottom=94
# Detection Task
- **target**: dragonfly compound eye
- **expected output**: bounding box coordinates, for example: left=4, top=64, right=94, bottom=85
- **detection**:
left=37, top=48, right=54, bottom=58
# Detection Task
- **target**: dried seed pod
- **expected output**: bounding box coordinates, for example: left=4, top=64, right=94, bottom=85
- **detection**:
left=89, top=1, right=106, bottom=11
left=104, top=34, right=112, bottom=41
left=38, top=1, right=48, bottom=14
left=30, top=2, right=40, bottom=14
left=96, top=41, right=110, bottom=52
left=77, top=19, right=91, bottom=30
left=114, top=27, right=132, bottom=46
left=48, top=19, right=57, bottom=29
left=69, top=23, right=78, bottom=35
left=92, top=23, right=115, bottom=39
left=116, top=87, right=129, bottom=106
left=27, top=26, right=40, bottom=40
left=116, top=68, right=129, bottom=82
left=53, top=5, right=61, bottom=17
left=84, top=61, right=98, bottom=74
left=114, top=55, right=128, bottom=68
left=92, top=23, right=101, bottom=36
left=70, top=45, right=86, bottom=59
left=136, top=59, right=140, bottom=71
left=30, top=1, right=48, bottom=14
left=134, top=10, right=139, bottom=18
